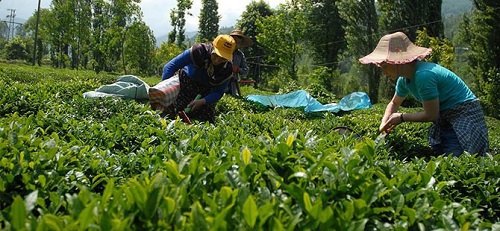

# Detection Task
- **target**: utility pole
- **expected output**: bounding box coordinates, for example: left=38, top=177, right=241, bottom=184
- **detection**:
left=33, top=0, right=42, bottom=66
left=6, top=9, right=15, bottom=40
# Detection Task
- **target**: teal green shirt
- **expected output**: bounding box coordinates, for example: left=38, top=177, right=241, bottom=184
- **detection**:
left=395, top=61, right=476, bottom=111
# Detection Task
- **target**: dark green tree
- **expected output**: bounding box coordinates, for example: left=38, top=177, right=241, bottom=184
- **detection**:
left=378, top=0, right=444, bottom=40
left=257, top=1, right=307, bottom=88
left=168, top=0, right=192, bottom=49
left=337, top=0, right=381, bottom=103
left=301, top=0, right=346, bottom=69
left=23, top=9, right=51, bottom=66
left=81, top=0, right=93, bottom=69
left=47, top=0, right=74, bottom=68
left=0, top=21, right=8, bottom=39
left=427, top=0, right=445, bottom=38
left=90, top=0, right=111, bottom=73
left=104, top=0, right=142, bottom=73
left=197, top=0, right=220, bottom=43
left=157, top=42, right=183, bottom=65
left=47, top=0, right=97, bottom=69
left=415, top=28, right=455, bottom=70
left=459, top=0, right=500, bottom=118
left=123, top=21, right=157, bottom=75
left=236, top=0, right=274, bottom=85
left=70, top=0, right=92, bottom=70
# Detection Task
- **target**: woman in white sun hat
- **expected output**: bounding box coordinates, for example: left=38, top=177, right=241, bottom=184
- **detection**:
left=359, top=31, right=489, bottom=156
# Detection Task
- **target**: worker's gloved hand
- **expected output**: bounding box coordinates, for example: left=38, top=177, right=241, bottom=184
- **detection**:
left=187, top=98, right=206, bottom=112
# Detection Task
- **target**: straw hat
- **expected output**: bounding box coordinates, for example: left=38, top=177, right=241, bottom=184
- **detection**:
left=213, top=35, right=236, bottom=61
left=230, top=29, right=254, bottom=48
left=359, top=32, right=432, bottom=65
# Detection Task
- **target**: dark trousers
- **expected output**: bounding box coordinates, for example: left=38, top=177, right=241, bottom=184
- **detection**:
left=172, top=71, right=216, bottom=123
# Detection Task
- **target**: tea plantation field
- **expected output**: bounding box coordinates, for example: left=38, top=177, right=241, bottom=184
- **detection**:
left=1, top=63, right=499, bottom=230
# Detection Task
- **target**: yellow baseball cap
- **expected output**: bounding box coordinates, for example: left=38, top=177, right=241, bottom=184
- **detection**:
left=212, top=35, right=236, bottom=61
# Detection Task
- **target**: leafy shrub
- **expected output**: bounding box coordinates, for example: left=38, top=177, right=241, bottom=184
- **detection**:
left=482, top=68, right=500, bottom=119
left=305, top=82, right=337, bottom=104
left=276, top=79, right=301, bottom=94
left=0, top=64, right=499, bottom=230
left=4, top=37, right=30, bottom=61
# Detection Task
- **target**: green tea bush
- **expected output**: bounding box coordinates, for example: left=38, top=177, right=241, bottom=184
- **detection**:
left=0, top=64, right=499, bottom=230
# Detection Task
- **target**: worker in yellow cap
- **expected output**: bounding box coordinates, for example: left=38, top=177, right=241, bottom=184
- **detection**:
left=153, top=35, right=236, bottom=123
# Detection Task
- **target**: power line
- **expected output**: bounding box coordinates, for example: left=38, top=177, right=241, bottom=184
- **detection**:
left=245, top=13, right=480, bottom=70
left=244, top=18, right=453, bottom=70
left=247, top=61, right=279, bottom=68
left=311, top=6, right=500, bottom=49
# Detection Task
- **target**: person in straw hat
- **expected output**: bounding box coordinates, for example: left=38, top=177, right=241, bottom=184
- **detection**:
left=155, top=34, right=236, bottom=123
left=226, top=29, right=254, bottom=97
left=359, top=31, right=488, bottom=156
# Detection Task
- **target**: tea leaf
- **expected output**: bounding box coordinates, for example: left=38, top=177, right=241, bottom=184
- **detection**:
left=165, top=197, right=176, bottom=215
left=41, top=214, right=63, bottom=231
left=310, top=201, right=322, bottom=220
left=303, top=192, right=313, bottom=213
left=353, top=198, right=368, bottom=218
left=102, top=179, right=115, bottom=204
left=272, top=217, right=284, bottom=231
left=10, top=196, right=26, bottom=230
left=402, top=207, right=416, bottom=225
left=78, top=199, right=97, bottom=230
left=145, top=185, right=165, bottom=219
left=38, top=175, right=47, bottom=188
left=286, top=134, right=295, bottom=147
left=348, top=218, right=368, bottom=231
left=243, top=195, right=258, bottom=228
left=391, top=189, right=404, bottom=214
left=258, top=203, right=274, bottom=223
left=242, top=147, right=251, bottom=165
left=319, top=206, right=333, bottom=223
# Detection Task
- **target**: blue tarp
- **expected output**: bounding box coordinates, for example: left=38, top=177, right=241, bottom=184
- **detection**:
left=246, top=90, right=372, bottom=113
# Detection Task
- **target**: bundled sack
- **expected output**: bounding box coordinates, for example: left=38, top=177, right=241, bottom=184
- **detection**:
left=148, top=75, right=180, bottom=110
left=83, top=75, right=150, bottom=100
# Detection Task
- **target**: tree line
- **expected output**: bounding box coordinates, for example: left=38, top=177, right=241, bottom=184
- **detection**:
left=1, top=0, right=499, bottom=118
